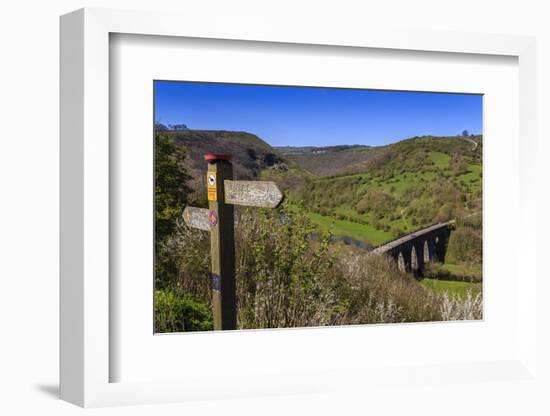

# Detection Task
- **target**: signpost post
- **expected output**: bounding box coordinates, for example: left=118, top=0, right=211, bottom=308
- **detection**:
left=205, top=154, right=236, bottom=330
left=182, top=154, right=284, bottom=330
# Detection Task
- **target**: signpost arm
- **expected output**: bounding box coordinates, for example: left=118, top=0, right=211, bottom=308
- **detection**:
left=206, top=155, right=236, bottom=330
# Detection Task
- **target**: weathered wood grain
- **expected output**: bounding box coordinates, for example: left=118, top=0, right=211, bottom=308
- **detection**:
left=208, top=160, right=236, bottom=330
left=182, top=206, right=210, bottom=231
left=224, top=180, right=283, bottom=208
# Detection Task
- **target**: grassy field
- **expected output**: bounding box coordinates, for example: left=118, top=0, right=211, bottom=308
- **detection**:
left=306, top=211, right=392, bottom=245
left=429, top=151, right=451, bottom=168
left=455, top=163, right=482, bottom=194
left=442, top=262, right=482, bottom=279
left=420, top=278, right=481, bottom=299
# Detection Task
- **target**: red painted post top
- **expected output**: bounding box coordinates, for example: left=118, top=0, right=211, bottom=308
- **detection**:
left=204, top=154, right=232, bottom=162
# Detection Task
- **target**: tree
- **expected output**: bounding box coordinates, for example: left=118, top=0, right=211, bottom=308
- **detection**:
left=155, top=133, right=192, bottom=249
left=155, top=120, right=169, bottom=131
left=462, top=130, right=469, bottom=137
left=169, top=123, right=189, bottom=131
left=450, top=152, right=468, bottom=176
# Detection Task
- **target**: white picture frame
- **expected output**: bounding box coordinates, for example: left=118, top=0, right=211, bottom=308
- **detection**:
left=60, top=7, right=538, bottom=408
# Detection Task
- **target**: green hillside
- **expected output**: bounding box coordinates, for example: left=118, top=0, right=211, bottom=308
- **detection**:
left=273, top=136, right=482, bottom=248
left=169, top=130, right=482, bottom=278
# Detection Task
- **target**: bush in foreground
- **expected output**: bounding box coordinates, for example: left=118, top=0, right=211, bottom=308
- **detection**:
left=154, top=289, right=213, bottom=333
left=236, top=206, right=346, bottom=329
left=338, top=251, right=442, bottom=324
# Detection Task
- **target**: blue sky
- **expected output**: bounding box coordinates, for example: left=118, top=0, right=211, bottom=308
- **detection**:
left=154, top=81, right=482, bottom=147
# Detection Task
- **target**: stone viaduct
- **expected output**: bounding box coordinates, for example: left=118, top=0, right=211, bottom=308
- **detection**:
left=371, top=221, right=454, bottom=277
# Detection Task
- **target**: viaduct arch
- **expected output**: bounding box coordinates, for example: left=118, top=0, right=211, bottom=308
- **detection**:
left=371, top=222, right=453, bottom=277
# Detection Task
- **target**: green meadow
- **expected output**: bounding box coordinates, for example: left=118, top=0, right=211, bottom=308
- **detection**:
left=305, top=211, right=393, bottom=246
left=420, top=278, right=482, bottom=299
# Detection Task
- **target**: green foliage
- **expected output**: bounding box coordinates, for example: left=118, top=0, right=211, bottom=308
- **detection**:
left=233, top=203, right=463, bottom=327
left=154, top=133, right=193, bottom=288
left=450, top=152, right=468, bottom=176
left=155, top=133, right=192, bottom=248
left=155, top=221, right=211, bottom=293
left=337, top=252, right=442, bottom=324
left=421, top=278, right=479, bottom=298
left=422, top=262, right=452, bottom=280
left=446, top=225, right=482, bottom=264
left=154, top=289, right=213, bottom=332
left=304, top=209, right=392, bottom=246
left=235, top=204, right=346, bottom=328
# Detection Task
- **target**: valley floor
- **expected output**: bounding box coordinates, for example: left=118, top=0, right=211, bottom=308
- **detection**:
left=305, top=210, right=392, bottom=246
left=420, top=278, right=481, bottom=299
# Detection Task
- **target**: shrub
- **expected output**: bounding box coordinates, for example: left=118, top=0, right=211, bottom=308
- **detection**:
left=446, top=225, right=482, bottom=264
left=235, top=205, right=347, bottom=329
left=356, top=197, right=370, bottom=214
left=390, top=226, right=404, bottom=238
left=422, top=262, right=450, bottom=279
left=439, top=291, right=483, bottom=321
left=339, top=253, right=442, bottom=324
left=155, top=219, right=211, bottom=298
left=154, top=289, right=213, bottom=332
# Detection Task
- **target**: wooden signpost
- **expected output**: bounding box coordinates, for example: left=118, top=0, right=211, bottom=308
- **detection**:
left=182, top=154, right=284, bottom=330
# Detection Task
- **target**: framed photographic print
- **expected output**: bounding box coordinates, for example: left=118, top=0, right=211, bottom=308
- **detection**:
left=152, top=80, right=483, bottom=334
left=60, top=8, right=538, bottom=408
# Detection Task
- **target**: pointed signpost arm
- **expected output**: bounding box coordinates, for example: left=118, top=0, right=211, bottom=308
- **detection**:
left=224, top=180, right=284, bottom=208
left=182, top=206, right=210, bottom=231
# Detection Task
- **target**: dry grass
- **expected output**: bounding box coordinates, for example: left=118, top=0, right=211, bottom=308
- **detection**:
left=157, top=209, right=483, bottom=331
left=439, top=291, right=483, bottom=321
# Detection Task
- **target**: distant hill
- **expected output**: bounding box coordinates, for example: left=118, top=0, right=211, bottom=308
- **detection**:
left=276, top=144, right=381, bottom=176
left=276, top=144, right=369, bottom=154
left=161, top=130, right=300, bottom=204
left=341, top=135, right=482, bottom=177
